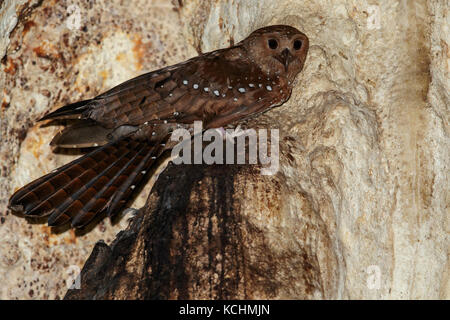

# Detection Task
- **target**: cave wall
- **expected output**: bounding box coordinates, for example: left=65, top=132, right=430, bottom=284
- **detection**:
left=0, top=0, right=448, bottom=299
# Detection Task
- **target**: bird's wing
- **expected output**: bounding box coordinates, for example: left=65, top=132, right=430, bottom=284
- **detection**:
left=41, top=47, right=283, bottom=143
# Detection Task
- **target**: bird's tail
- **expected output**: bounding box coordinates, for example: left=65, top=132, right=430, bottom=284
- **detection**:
left=8, top=136, right=168, bottom=228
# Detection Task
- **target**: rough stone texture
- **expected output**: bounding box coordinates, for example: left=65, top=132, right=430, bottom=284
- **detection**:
left=0, top=0, right=196, bottom=300
left=1, top=0, right=448, bottom=299
left=65, top=160, right=335, bottom=299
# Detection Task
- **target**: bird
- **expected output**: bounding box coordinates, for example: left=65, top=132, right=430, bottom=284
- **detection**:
left=8, top=25, right=309, bottom=228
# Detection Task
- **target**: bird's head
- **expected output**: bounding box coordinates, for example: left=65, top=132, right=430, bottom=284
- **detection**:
left=241, top=25, right=309, bottom=81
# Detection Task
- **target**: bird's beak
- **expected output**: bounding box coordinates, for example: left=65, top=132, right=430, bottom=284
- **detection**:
left=275, top=48, right=294, bottom=72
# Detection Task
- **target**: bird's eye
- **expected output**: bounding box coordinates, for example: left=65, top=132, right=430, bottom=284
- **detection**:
left=293, top=39, right=302, bottom=50
left=268, top=39, right=278, bottom=49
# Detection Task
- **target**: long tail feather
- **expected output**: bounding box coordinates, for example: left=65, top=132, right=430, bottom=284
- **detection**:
left=9, top=136, right=168, bottom=228
left=45, top=142, right=143, bottom=226
left=8, top=143, right=125, bottom=213
left=105, top=144, right=159, bottom=217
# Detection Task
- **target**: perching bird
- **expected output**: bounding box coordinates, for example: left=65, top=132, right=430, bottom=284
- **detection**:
left=9, top=25, right=309, bottom=228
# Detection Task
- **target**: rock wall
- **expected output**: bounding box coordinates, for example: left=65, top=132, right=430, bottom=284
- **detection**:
left=0, top=0, right=448, bottom=299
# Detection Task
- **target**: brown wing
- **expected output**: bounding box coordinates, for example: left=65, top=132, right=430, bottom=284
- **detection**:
left=44, top=46, right=288, bottom=138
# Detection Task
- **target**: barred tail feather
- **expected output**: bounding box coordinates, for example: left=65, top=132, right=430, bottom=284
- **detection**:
left=9, top=136, right=167, bottom=228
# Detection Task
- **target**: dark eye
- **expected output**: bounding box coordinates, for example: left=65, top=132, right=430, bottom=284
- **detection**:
left=268, top=39, right=278, bottom=49
left=293, top=39, right=302, bottom=50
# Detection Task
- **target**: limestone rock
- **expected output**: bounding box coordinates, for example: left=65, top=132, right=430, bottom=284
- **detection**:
left=0, top=0, right=448, bottom=299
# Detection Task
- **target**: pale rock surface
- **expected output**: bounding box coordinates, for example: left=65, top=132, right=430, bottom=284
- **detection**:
left=0, top=0, right=448, bottom=299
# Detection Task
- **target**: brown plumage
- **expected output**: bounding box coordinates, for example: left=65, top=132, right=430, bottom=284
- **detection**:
left=9, top=25, right=309, bottom=228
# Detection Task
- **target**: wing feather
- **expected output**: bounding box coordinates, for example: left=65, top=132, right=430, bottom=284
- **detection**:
left=43, top=45, right=284, bottom=133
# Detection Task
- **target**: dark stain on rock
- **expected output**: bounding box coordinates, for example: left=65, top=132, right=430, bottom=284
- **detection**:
left=22, top=20, right=36, bottom=36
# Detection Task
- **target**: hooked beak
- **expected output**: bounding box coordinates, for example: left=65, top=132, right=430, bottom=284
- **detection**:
left=275, top=48, right=294, bottom=72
